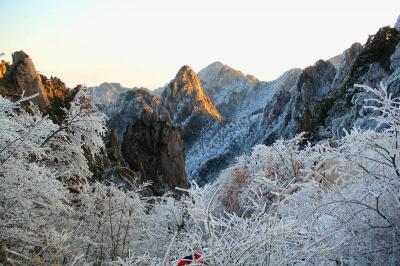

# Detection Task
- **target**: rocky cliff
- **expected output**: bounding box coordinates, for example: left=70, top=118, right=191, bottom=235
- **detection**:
left=198, top=61, right=300, bottom=120
left=122, top=113, right=188, bottom=195
left=105, top=87, right=189, bottom=194
left=0, top=60, right=8, bottom=80
left=0, top=51, right=77, bottom=122
left=0, top=51, right=50, bottom=111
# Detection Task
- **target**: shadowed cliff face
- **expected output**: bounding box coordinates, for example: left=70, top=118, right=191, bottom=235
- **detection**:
left=105, top=86, right=189, bottom=195
left=106, top=89, right=159, bottom=138
left=122, top=113, right=188, bottom=195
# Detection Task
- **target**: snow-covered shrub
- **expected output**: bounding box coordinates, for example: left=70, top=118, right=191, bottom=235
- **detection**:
left=69, top=182, right=148, bottom=264
left=2, top=82, right=400, bottom=265
left=218, top=133, right=305, bottom=215
left=0, top=90, right=107, bottom=264
left=0, top=95, right=73, bottom=263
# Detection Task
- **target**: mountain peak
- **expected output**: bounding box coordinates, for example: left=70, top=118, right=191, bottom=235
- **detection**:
left=160, top=65, right=222, bottom=127
left=396, top=15, right=400, bottom=30
left=178, top=65, right=195, bottom=74
left=204, top=61, right=225, bottom=72
left=172, top=65, right=202, bottom=94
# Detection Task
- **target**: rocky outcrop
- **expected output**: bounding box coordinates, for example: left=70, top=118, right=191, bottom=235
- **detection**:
left=395, top=15, right=400, bottom=31
left=107, top=89, right=159, bottom=137
left=294, top=60, right=338, bottom=133
left=0, top=51, right=50, bottom=111
left=160, top=65, right=222, bottom=146
left=0, top=51, right=74, bottom=118
left=40, top=75, right=69, bottom=101
left=122, top=113, right=188, bottom=195
left=0, top=60, right=8, bottom=80
left=107, top=129, right=126, bottom=166
left=317, top=26, right=400, bottom=138
left=105, top=87, right=189, bottom=193
left=41, top=75, right=80, bottom=124
left=160, top=65, right=222, bottom=122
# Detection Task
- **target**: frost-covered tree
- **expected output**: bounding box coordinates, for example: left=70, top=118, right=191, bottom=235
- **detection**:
left=139, top=83, right=400, bottom=265
left=2, top=82, right=400, bottom=265
left=0, top=89, right=107, bottom=264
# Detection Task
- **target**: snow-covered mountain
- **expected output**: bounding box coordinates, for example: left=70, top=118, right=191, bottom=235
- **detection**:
left=104, top=25, right=400, bottom=185
left=190, top=26, right=400, bottom=184
left=186, top=66, right=302, bottom=184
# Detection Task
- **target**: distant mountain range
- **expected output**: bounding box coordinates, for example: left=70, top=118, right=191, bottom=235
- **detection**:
left=90, top=23, right=400, bottom=185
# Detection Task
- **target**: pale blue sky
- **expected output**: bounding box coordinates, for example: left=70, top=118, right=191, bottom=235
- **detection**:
left=1, top=0, right=399, bottom=89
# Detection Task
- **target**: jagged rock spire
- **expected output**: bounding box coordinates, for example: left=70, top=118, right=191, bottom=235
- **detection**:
left=160, top=65, right=223, bottom=123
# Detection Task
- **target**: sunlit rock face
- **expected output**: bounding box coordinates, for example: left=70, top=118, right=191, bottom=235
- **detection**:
left=0, top=60, right=8, bottom=80
left=0, top=51, right=50, bottom=111
left=40, top=75, right=69, bottom=101
left=160, top=65, right=223, bottom=122
left=122, top=113, right=188, bottom=196
left=0, top=51, right=75, bottom=116
left=159, top=65, right=223, bottom=147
